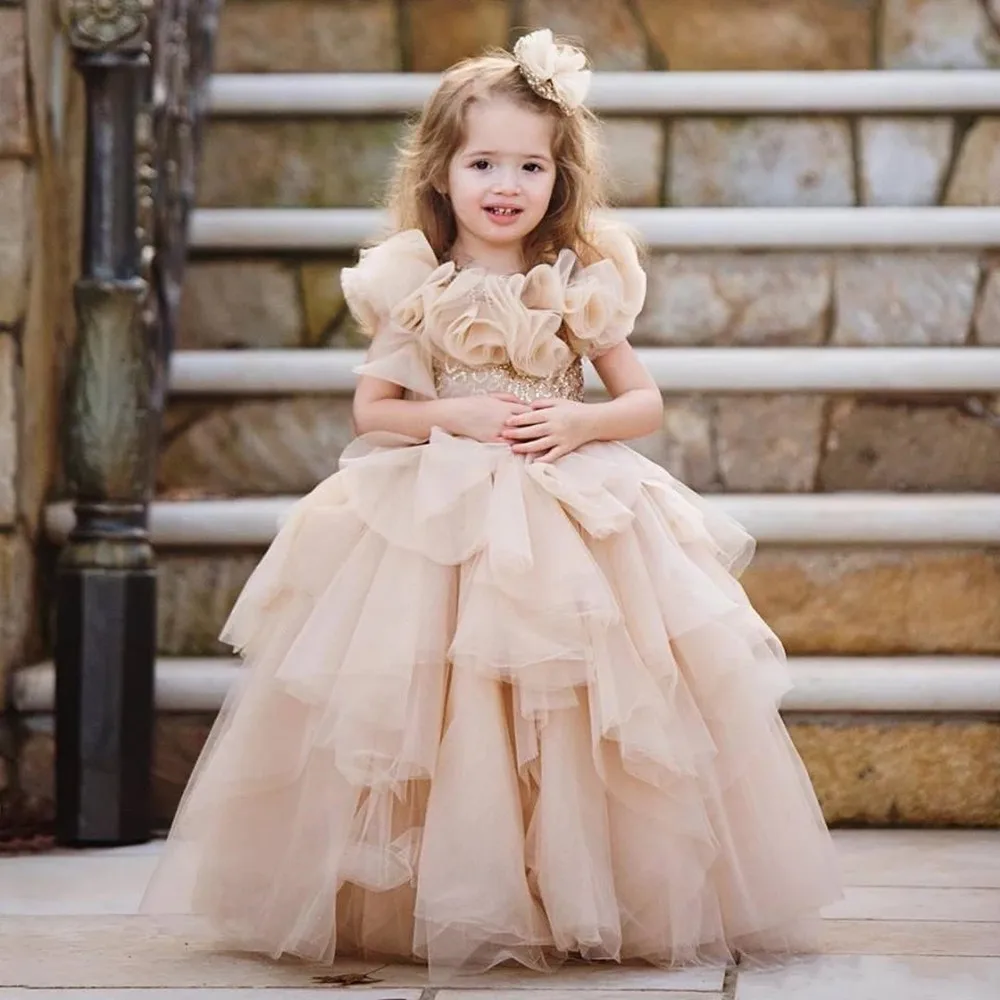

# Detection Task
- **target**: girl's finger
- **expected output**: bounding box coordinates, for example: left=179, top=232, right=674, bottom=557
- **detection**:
left=530, top=399, right=559, bottom=410
left=535, top=445, right=570, bottom=464
left=505, top=410, right=549, bottom=426
left=512, top=435, right=557, bottom=454
left=491, top=393, right=524, bottom=404
left=503, top=423, right=550, bottom=441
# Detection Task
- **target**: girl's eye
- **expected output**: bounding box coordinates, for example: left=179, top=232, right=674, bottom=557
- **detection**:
left=472, top=160, right=491, bottom=170
left=523, top=163, right=544, bottom=173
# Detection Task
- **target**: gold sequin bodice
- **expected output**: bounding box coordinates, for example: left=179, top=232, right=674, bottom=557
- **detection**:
left=432, top=356, right=585, bottom=404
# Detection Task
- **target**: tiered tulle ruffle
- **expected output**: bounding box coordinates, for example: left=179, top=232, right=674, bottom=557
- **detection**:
left=141, top=430, right=842, bottom=974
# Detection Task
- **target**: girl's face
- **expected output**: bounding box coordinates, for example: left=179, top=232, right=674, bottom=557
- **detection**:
left=445, top=97, right=557, bottom=267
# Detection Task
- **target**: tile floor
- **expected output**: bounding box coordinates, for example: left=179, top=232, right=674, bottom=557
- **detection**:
left=0, top=830, right=996, bottom=999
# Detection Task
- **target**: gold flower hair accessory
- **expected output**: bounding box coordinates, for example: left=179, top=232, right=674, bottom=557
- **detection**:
left=513, top=29, right=592, bottom=115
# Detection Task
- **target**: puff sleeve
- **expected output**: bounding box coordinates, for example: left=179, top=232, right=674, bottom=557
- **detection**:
left=562, top=222, right=647, bottom=359
left=340, top=230, right=439, bottom=397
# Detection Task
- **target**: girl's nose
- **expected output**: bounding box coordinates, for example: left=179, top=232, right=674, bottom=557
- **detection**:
left=492, top=167, right=521, bottom=194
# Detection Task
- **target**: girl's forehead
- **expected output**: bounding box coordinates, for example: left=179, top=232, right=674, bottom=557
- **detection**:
left=460, top=96, right=554, bottom=151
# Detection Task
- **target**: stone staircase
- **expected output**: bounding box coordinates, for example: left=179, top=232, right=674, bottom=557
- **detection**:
left=12, top=0, right=1000, bottom=831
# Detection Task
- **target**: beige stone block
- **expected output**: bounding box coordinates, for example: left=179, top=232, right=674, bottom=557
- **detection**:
left=0, top=334, right=14, bottom=525
left=637, top=0, right=874, bottom=71
left=880, top=0, right=1000, bottom=69
left=0, top=160, right=29, bottom=325
left=789, top=717, right=1000, bottom=826
left=821, top=399, right=1000, bottom=492
left=407, top=0, right=508, bottom=72
left=945, top=118, right=1000, bottom=206
left=300, top=258, right=365, bottom=346
left=832, top=253, right=979, bottom=345
left=0, top=530, right=33, bottom=711
left=198, top=119, right=403, bottom=208
left=637, top=253, right=831, bottom=345
left=179, top=260, right=302, bottom=349
left=158, top=553, right=260, bottom=656
left=859, top=118, right=955, bottom=206
left=631, top=397, right=717, bottom=491
left=16, top=727, right=54, bottom=820
left=744, top=547, right=1000, bottom=656
left=158, top=396, right=356, bottom=495
left=975, top=265, right=1000, bottom=343
left=524, top=0, right=649, bottom=70
left=0, top=7, right=30, bottom=156
left=670, top=118, right=854, bottom=207
left=602, top=119, right=664, bottom=207
left=637, top=256, right=731, bottom=345
left=216, top=0, right=400, bottom=72
left=717, top=396, right=824, bottom=492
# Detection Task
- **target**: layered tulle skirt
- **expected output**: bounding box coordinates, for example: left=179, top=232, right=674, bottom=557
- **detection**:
left=141, top=430, right=842, bottom=974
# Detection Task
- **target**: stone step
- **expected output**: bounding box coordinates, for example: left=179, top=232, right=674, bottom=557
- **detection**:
left=12, top=656, right=1000, bottom=715
left=170, top=347, right=1000, bottom=395
left=144, top=546, right=1000, bottom=660
left=190, top=206, right=1000, bottom=252
left=44, top=494, right=1000, bottom=548
left=7, top=703, right=999, bottom=829
left=155, top=391, right=1000, bottom=496
left=208, top=69, right=1000, bottom=115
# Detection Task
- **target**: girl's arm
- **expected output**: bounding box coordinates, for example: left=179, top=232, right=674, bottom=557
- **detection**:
left=586, top=340, right=664, bottom=441
left=503, top=342, right=663, bottom=461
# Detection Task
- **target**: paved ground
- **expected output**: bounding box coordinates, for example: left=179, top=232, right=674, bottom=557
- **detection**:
left=0, top=830, right=997, bottom=998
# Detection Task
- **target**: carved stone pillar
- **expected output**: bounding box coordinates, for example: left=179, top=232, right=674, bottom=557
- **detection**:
left=55, top=0, right=157, bottom=846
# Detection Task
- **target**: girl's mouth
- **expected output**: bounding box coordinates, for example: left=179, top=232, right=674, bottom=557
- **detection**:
left=485, top=206, right=523, bottom=218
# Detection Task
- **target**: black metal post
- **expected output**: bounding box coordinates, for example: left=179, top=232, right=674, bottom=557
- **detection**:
left=55, top=1, right=156, bottom=846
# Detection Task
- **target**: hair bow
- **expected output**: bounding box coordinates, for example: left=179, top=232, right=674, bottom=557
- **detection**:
left=513, top=29, right=592, bottom=115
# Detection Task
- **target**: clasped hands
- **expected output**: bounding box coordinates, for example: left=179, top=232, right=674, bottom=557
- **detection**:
left=498, top=394, right=594, bottom=463
left=449, top=393, right=594, bottom=462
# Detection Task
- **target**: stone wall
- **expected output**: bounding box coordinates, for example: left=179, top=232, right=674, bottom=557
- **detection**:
left=168, top=244, right=1000, bottom=497
left=0, top=0, right=82, bottom=834
left=177, top=0, right=1000, bottom=501
left=155, top=546, right=1000, bottom=659
left=213, top=0, right=1000, bottom=73
left=199, top=106, right=1000, bottom=211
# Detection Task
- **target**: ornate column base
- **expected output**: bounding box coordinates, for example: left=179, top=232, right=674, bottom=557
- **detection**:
left=55, top=525, right=155, bottom=845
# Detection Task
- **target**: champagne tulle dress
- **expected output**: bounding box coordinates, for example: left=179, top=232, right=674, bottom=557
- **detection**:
left=141, top=223, right=842, bottom=974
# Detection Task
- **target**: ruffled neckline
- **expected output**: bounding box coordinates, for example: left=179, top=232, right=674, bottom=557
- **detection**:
left=342, top=225, right=647, bottom=378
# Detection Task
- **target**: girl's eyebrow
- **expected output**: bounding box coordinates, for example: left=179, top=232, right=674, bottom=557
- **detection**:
left=464, top=149, right=554, bottom=163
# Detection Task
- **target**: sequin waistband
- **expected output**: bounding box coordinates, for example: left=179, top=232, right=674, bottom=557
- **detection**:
left=432, top=356, right=585, bottom=403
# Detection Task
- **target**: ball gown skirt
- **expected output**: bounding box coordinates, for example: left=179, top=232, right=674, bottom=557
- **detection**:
left=140, top=421, right=842, bottom=975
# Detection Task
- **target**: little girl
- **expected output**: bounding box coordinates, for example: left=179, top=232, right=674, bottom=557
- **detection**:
left=143, top=29, right=841, bottom=975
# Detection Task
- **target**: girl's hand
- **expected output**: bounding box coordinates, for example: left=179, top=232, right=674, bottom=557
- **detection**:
left=502, top=399, right=596, bottom=463
left=448, top=393, right=530, bottom=443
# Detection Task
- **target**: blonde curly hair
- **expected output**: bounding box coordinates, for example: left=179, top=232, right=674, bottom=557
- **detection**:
left=386, top=46, right=608, bottom=269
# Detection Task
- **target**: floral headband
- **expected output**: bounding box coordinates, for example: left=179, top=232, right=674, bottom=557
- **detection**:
left=513, top=29, right=592, bottom=115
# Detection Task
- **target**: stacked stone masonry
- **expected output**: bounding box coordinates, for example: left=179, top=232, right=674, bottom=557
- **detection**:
left=156, top=546, right=1000, bottom=659
left=8, top=710, right=1000, bottom=834
left=0, top=0, right=79, bottom=830
left=198, top=113, right=1000, bottom=210
left=0, top=0, right=34, bottom=823
left=214, top=0, right=1000, bottom=73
